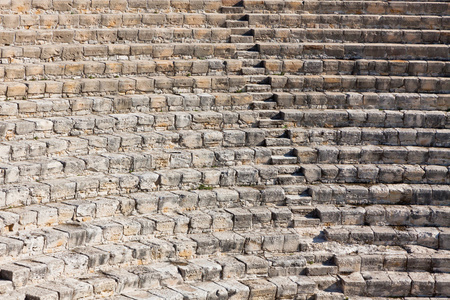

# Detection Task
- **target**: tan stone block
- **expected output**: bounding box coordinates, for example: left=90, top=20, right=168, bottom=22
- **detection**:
left=195, top=77, right=211, bottom=89
left=283, top=60, right=303, bottom=73
left=184, top=14, right=206, bottom=26
left=225, top=60, right=242, bottom=72
left=81, top=79, right=100, bottom=93
left=39, top=15, right=57, bottom=28
left=11, top=0, right=31, bottom=12
left=64, top=63, right=84, bottom=76
left=26, top=65, right=44, bottom=77
left=137, top=61, right=156, bottom=74
left=118, top=78, right=135, bottom=93
left=5, top=65, right=25, bottom=79
left=135, top=77, right=154, bottom=92
left=26, top=81, right=46, bottom=95
left=62, top=81, right=82, bottom=94
left=45, top=81, right=63, bottom=94
left=265, top=60, right=283, bottom=73
left=7, top=83, right=27, bottom=97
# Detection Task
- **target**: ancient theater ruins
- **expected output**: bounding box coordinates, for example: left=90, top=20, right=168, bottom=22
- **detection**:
left=0, top=0, right=448, bottom=299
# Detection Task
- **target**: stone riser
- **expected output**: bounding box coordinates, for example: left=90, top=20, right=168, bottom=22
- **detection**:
left=325, top=225, right=448, bottom=250
left=0, top=75, right=449, bottom=100
left=2, top=13, right=449, bottom=31
left=316, top=204, right=449, bottom=228
left=0, top=92, right=447, bottom=122
left=1, top=59, right=449, bottom=82
left=1, top=28, right=449, bottom=46
left=1, top=43, right=448, bottom=64
left=2, top=157, right=450, bottom=186
left=1, top=0, right=448, bottom=15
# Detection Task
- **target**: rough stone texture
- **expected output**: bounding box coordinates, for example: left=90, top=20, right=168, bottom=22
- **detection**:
left=0, top=0, right=447, bottom=299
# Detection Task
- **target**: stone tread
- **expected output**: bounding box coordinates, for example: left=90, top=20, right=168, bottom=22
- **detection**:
left=0, top=27, right=448, bottom=46
left=0, top=43, right=448, bottom=64
left=0, top=93, right=447, bottom=120
left=4, top=12, right=449, bottom=30
left=0, top=58, right=449, bottom=82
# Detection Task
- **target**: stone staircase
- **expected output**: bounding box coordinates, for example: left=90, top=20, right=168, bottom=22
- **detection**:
left=0, top=0, right=448, bottom=299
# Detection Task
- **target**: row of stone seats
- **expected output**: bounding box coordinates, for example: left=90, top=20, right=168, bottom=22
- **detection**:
left=1, top=43, right=448, bottom=63
left=2, top=59, right=449, bottom=82
left=281, top=109, right=449, bottom=128
left=242, top=0, right=450, bottom=15
left=247, top=13, right=450, bottom=29
left=288, top=127, right=450, bottom=147
left=325, top=225, right=448, bottom=249
left=1, top=108, right=448, bottom=136
left=0, top=93, right=447, bottom=120
left=9, top=272, right=450, bottom=300
left=1, top=13, right=448, bottom=30
left=334, top=251, right=450, bottom=273
left=0, top=194, right=299, bottom=232
left=0, top=171, right=448, bottom=208
left=1, top=137, right=449, bottom=165
left=292, top=145, right=450, bottom=165
left=1, top=28, right=449, bottom=45
left=0, top=75, right=448, bottom=100
left=2, top=126, right=448, bottom=153
left=316, top=204, right=449, bottom=227
left=301, top=163, right=449, bottom=184
left=0, top=240, right=306, bottom=286
left=2, top=148, right=450, bottom=184
left=0, top=214, right=302, bottom=261
left=308, top=183, right=449, bottom=205
left=0, top=0, right=447, bottom=14
left=3, top=258, right=450, bottom=299
left=1, top=198, right=449, bottom=237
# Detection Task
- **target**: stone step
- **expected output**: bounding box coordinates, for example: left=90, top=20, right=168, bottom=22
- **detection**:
left=334, top=251, right=450, bottom=274
left=1, top=27, right=448, bottom=46
left=243, top=0, right=450, bottom=15
left=293, top=216, right=321, bottom=227
left=3, top=57, right=449, bottom=82
left=301, top=163, right=450, bottom=184
left=246, top=12, right=450, bottom=29
left=265, top=138, right=292, bottom=146
left=241, top=67, right=265, bottom=75
left=0, top=0, right=446, bottom=14
left=0, top=193, right=305, bottom=234
left=4, top=12, right=448, bottom=31
left=256, top=42, right=449, bottom=60
left=6, top=270, right=450, bottom=299
left=225, top=20, right=249, bottom=28
left=0, top=229, right=310, bottom=287
left=294, top=145, right=450, bottom=166
left=235, top=50, right=260, bottom=59
left=324, top=225, right=449, bottom=249
left=221, top=6, right=245, bottom=13
left=288, top=126, right=450, bottom=148
left=1, top=108, right=448, bottom=142
left=2, top=42, right=448, bottom=64
left=0, top=92, right=447, bottom=121
left=271, top=155, right=298, bottom=165
left=308, top=183, right=450, bottom=206
left=245, top=83, right=271, bottom=92
left=3, top=73, right=449, bottom=99
left=0, top=0, right=224, bottom=14
left=316, top=204, right=450, bottom=227
left=230, top=35, right=254, bottom=43
left=252, top=28, right=450, bottom=44
left=251, top=100, right=277, bottom=110
left=290, top=205, right=316, bottom=215
left=283, top=109, right=449, bottom=128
